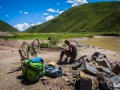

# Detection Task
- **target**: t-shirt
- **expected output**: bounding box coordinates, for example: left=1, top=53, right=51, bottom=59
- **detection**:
left=69, top=42, right=77, bottom=58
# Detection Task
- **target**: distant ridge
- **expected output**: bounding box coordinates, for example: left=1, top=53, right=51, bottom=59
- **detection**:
left=25, top=2, right=120, bottom=33
left=0, top=20, right=19, bottom=32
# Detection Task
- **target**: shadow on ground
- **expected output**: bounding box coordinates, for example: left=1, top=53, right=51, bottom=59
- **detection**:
left=16, top=75, right=36, bottom=85
left=7, top=66, right=22, bottom=74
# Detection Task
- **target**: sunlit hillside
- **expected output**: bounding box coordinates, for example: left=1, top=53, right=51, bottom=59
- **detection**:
left=25, top=2, right=120, bottom=33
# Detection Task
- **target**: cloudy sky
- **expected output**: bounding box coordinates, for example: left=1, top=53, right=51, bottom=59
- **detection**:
left=0, top=0, right=119, bottom=31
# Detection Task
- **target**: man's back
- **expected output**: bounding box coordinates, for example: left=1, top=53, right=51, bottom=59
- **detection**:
left=69, top=42, right=77, bottom=58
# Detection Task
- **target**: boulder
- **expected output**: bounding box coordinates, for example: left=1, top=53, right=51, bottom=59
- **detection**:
left=80, top=61, right=98, bottom=76
left=111, top=63, right=120, bottom=75
left=95, top=66, right=111, bottom=74
left=110, top=76, right=120, bottom=90
left=96, top=58, right=111, bottom=70
left=97, top=72, right=113, bottom=90
left=77, top=70, right=99, bottom=90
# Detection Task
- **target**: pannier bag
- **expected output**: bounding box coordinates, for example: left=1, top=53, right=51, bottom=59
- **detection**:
left=22, top=60, right=29, bottom=77
left=22, top=57, right=45, bottom=82
left=45, top=65, right=62, bottom=78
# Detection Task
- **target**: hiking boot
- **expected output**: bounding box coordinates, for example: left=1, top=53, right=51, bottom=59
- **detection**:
left=64, top=58, right=68, bottom=64
left=58, top=60, right=62, bottom=63
left=69, top=58, right=76, bottom=64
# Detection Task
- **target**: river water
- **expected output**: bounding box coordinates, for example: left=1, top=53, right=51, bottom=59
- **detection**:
left=80, top=36, right=120, bottom=52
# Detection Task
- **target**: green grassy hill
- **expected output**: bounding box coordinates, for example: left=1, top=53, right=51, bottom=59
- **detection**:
left=0, top=20, right=18, bottom=32
left=25, top=2, right=120, bottom=33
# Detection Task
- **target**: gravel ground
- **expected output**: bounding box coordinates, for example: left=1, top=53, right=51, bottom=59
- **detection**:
left=0, top=38, right=120, bottom=90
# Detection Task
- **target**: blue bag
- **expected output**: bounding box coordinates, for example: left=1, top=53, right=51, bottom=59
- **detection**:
left=29, top=57, right=42, bottom=63
left=45, top=65, right=62, bottom=78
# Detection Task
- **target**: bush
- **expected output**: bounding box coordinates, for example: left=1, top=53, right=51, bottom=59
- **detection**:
left=48, top=35, right=60, bottom=45
left=40, top=43, right=50, bottom=48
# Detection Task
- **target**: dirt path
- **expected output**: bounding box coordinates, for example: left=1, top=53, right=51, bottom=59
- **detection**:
left=0, top=38, right=120, bottom=90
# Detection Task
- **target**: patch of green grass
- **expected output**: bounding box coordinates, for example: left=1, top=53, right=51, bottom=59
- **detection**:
left=40, top=43, right=50, bottom=48
left=10, top=32, right=90, bottom=40
left=2, top=32, right=118, bottom=40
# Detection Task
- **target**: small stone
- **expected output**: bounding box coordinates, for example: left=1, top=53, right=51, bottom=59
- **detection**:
left=73, top=75, right=78, bottom=78
left=62, top=73, right=67, bottom=76
left=40, top=77, right=48, bottom=81
left=64, top=78, right=69, bottom=82
left=21, top=88, right=25, bottom=90
left=42, top=81, right=46, bottom=85
left=68, top=80, right=75, bottom=85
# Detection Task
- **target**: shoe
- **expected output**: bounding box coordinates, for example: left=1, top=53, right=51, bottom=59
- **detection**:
left=64, top=58, right=68, bottom=64
left=58, top=60, right=62, bottom=63
left=69, top=58, right=76, bottom=64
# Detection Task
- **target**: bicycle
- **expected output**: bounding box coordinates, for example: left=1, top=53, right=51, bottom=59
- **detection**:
left=72, top=55, right=88, bottom=70
left=19, top=38, right=40, bottom=66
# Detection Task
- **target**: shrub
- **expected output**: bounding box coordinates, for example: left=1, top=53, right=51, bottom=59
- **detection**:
left=40, top=43, right=50, bottom=48
left=48, top=35, right=60, bottom=45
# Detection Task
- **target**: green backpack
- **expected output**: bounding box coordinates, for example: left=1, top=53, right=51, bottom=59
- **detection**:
left=22, top=57, right=45, bottom=82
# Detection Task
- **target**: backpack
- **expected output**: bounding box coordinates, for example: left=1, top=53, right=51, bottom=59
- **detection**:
left=45, top=65, right=62, bottom=78
left=22, top=57, right=45, bottom=82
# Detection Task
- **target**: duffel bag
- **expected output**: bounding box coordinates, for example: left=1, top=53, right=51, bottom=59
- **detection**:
left=45, top=65, right=62, bottom=78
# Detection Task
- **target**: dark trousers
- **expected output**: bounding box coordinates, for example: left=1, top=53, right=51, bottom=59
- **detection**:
left=60, top=50, right=76, bottom=64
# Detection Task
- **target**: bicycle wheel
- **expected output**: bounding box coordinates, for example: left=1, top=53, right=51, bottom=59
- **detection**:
left=21, top=41, right=29, bottom=59
left=28, top=46, right=37, bottom=58
left=72, top=55, right=88, bottom=70
left=31, top=39, right=40, bottom=54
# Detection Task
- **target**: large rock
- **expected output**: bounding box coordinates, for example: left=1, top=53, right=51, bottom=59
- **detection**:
left=77, top=71, right=99, bottom=90
left=80, top=61, right=98, bottom=76
left=95, top=66, right=111, bottom=74
left=97, top=72, right=113, bottom=90
left=96, top=58, right=111, bottom=70
left=110, top=76, right=120, bottom=90
left=111, top=63, right=120, bottom=75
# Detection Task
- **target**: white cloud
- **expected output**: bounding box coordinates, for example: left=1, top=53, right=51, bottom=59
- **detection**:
left=30, top=22, right=42, bottom=26
left=47, top=8, right=59, bottom=13
left=45, top=15, right=54, bottom=21
left=20, top=11, right=22, bottom=14
left=43, top=13, right=49, bottom=15
left=6, top=15, right=9, bottom=17
left=14, top=23, right=29, bottom=31
left=24, top=12, right=28, bottom=14
left=66, top=0, right=88, bottom=7
left=47, top=8, right=64, bottom=15
left=19, top=11, right=29, bottom=14
left=14, top=22, right=42, bottom=31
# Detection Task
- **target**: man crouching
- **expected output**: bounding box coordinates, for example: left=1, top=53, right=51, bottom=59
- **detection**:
left=59, top=39, right=77, bottom=64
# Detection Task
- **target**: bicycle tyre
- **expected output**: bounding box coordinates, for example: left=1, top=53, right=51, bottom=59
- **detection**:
left=21, top=41, right=29, bottom=59
left=72, top=55, right=88, bottom=69
left=30, top=39, right=40, bottom=54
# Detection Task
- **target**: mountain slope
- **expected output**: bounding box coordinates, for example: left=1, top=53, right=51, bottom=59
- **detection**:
left=0, top=20, right=18, bottom=32
left=25, top=2, right=120, bottom=33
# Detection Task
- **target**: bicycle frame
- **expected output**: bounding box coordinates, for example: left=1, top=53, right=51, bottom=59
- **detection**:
left=19, top=38, right=40, bottom=66
left=27, top=43, right=37, bottom=59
